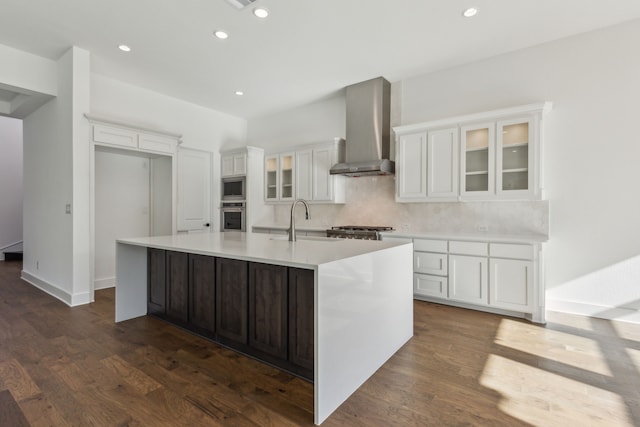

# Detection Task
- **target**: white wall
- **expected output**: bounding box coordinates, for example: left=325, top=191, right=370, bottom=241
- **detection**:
left=247, top=19, right=640, bottom=323
left=0, top=115, right=23, bottom=259
left=22, top=47, right=91, bottom=305
left=247, top=94, right=346, bottom=150
left=400, top=18, right=640, bottom=322
left=95, top=149, right=152, bottom=289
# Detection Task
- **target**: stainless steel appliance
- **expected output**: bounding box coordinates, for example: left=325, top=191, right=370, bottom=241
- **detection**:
left=326, top=225, right=393, bottom=240
left=221, top=176, right=246, bottom=200
left=220, top=201, right=245, bottom=231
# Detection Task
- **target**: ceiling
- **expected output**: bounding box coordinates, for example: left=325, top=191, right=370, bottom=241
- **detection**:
left=1, top=0, right=640, bottom=119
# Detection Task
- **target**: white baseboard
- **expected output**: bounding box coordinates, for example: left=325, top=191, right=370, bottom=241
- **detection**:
left=95, top=277, right=115, bottom=290
left=21, top=270, right=92, bottom=307
left=546, top=298, right=640, bottom=325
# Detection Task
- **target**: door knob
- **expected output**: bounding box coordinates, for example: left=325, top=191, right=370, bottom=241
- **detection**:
left=204, top=223, right=210, bottom=227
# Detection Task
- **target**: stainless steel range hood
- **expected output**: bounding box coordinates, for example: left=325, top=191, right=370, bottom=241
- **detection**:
left=330, top=77, right=394, bottom=176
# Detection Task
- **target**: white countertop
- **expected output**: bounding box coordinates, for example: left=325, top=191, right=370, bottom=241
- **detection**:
left=381, top=230, right=548, bottom=244
left=117, top=232, right=409, bottom=269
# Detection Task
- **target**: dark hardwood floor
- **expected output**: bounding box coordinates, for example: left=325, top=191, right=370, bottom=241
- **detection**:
left=1, top=260, right=639, bottom=426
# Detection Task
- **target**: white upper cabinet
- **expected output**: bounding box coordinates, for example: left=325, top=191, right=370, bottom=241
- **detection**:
left=396, top=132, right=427, bottom=200
left=265, top=139, right=345, bottom=204
left=427, top=128, right=459, bottom=200
left=394, top=102, right=551, bottom=202
left=460, top=122, right=495, bottom=199
left=221, top=151, right=247, bottom=177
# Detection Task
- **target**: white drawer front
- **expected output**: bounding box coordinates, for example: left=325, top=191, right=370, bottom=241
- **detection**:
left=413, top=238, right=447, bottom=253
left=138, top=133, right=176, bottom=154
left=414, top=274, right=448, bottom=298
left=93, top=124, right=137, bottom=148
left=490, top=243, right=534, bottom=260
left=414, top=252, right=447, bottom=276
left=449, top=240, right=488, bottom=256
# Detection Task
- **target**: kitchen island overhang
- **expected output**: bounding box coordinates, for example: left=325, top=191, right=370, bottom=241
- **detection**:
left=115, top=232, right=413, bottom=425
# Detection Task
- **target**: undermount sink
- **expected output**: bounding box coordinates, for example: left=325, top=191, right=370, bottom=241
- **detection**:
left=270, top=235, right=340, bottom=243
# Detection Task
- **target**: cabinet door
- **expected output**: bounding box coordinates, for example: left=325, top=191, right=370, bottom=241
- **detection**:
left=312, top=147, right=333, bottom=201
left=177, top=148, right=211, bottom=232
left=289, top=268, right=314, bottom=372
left=496, top=117, right=534, bottom=198
left=397, top=132, right=427, bottom=200
left=147, top=248, right=166, bottom=315
left=216, top=258, right=248, bottom=344
left=449, top=255, right=488, bottom=305
left=249, top=263, right=288, bottom=359
left=233, top=154, right=247, bottom=176
left=460, top=123, right=495, bottom=199
left=221, top=155, right=234, bottom=177
left=280, top=153, right=295, bottom=201
left=414, top=273, right=448, bottom=299
left=427, top=128, right=459, bottom=200
left=92, top=124, right=137, bottom=149
left=166, top=251, right=189, bottom=323
left=296, top=149, right=313, bottom=200
left=264, top=155, right=279, bottom=201
left=490, top=258, right=533, bottom=312
left=189, top=254, right=216, bottom=334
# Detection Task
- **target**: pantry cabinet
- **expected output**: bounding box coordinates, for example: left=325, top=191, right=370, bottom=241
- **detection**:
left=394, top=102, right=551, bottom=202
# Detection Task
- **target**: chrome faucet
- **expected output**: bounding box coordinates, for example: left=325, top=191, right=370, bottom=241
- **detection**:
left=289, top=199, right=311, bottom=241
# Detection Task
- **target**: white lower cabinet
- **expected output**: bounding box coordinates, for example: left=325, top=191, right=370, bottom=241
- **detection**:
left=449, top=255, right=488, bottom=305
left=386, top=233, right=545, bottom=323
left=489, top=258, right=533, bottom=312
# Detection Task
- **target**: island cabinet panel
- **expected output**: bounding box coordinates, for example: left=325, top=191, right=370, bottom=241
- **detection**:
left=215, top=258, right=249, bottom=346
left=147, top=248, right=166, bottom=315
left=189, top=254, right=216, bottom=335
left=248, top=263, right=288, bottom=359
left=166, top=251, right=189, bottom=323
left=289, top=268, right=314, bottom=373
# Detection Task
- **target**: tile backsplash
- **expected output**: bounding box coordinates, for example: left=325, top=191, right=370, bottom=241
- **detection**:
left=271, top=175, right=549, bottom=236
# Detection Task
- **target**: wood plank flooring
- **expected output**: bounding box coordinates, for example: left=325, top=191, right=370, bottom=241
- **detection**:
left=1, top=260, right=639, bottom=426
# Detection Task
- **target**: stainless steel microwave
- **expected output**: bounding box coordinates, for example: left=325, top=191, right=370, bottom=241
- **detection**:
left=221, top=176, right=245, bottom=200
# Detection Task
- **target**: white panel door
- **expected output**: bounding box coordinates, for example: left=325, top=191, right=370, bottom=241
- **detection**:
left=490, top=258, right=533, bottom=312
left=296, top=149, right=313, bottom=200
left=312, top=147, right=333, bottom=201
left=177, top=148, right=211, bottom=232
left=449, top=254, right=488, bottom=306
left=397, top=132, right=427, bottom=200
left=427, top=128, right=458, bottom=199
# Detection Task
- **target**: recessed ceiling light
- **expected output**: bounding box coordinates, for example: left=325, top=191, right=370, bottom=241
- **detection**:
left=214, top=30, right=229, bottom=40
left=118, top=44, right=131, bottom=52
left=462, top=7, right=479, bottom=18
left=235, top=91, right=244, bottom=96
left=253, top=7, right=269, bottom=18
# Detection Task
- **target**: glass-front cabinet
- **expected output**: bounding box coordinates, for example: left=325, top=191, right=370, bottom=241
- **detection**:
left=497, top=118, right=533, bottom=197
left=460, top=123, right=495, bottom=198
left=460, top=117, right=535, bottom=200
left=264, top=153, right=295, bottom=202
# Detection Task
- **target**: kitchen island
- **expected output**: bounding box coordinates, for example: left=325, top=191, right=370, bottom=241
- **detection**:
left=115, top=232, right=413, bottom=425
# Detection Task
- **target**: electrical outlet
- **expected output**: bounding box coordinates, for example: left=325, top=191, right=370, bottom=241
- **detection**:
left=477, top=224, right=489, bottom=232
left=65, top=204, right=71, bottom=214
left=36, top=260, right=39, bottom=270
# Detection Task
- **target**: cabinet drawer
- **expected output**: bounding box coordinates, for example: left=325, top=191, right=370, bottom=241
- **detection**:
left=93, top=124, right=137, bottom=148
left=414, top=274, right=448, bottom=298
left=413, top=238, right=447, bottom=253
left=414, top=252, right=447, bottom=276
left=449, top=240, right=488, bottom=256
left=490, top=243, right=534, bottom=260
left=138, top=133, right=176, bottom=154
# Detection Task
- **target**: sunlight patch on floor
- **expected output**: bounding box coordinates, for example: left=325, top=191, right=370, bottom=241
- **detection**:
left=480, top=354, right=632, bottom=426
left=494, top=318, right=613, bottom=376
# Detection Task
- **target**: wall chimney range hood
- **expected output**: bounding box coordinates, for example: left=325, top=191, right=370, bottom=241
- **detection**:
left=330, top=77, right=394, bottom=177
